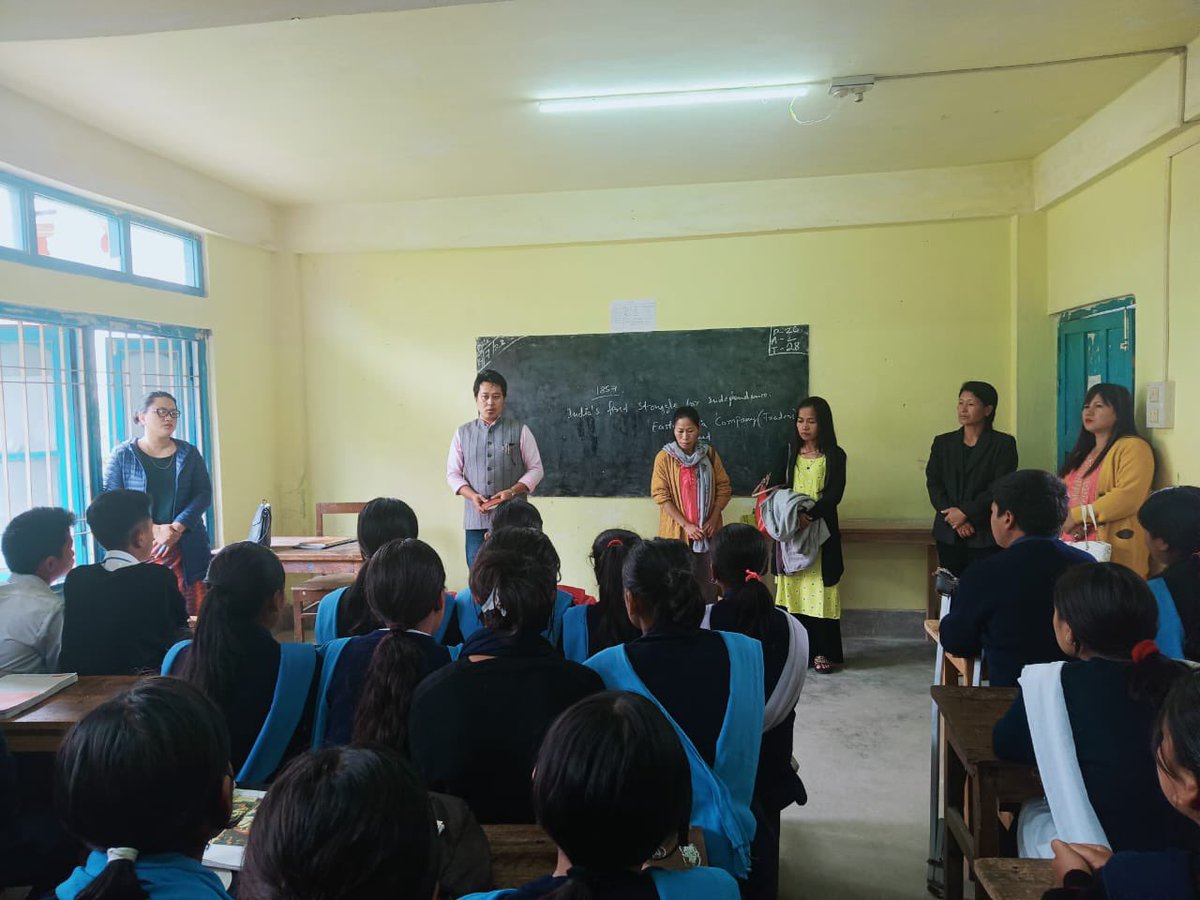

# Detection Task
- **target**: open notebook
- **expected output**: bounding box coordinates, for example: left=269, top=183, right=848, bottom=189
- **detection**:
left=0, top=673, right=77, bottom=719
left=203, top=788, right=266, bottom=872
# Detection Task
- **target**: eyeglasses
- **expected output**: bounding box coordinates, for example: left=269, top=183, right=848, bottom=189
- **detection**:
left=150, top=408, right=181, bottom=420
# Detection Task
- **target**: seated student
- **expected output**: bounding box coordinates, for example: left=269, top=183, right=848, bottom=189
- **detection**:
left=462, top=691, right=740, bottom=900
left=0, top=506, right=74, bottom=674
left=60, top=490, right=188, bottom=675
left=561, top=529, right=642, bottom=663
left=409, top=527, right=604, bottom=823
left=993, top=563, right=1193, bottom=856
left=1138, top=486, right=1200, bottom=661
left=940, top=469, right=1093, bottom=687
left=313, top=497, right=424, bottom=644
left=1043, top=670, right=1200, bottom=900
left=707, top=523, right=809, bottom=899
left=315, top=537, right=456, bottom=748
left=586, top=538, right=765, bottom=886
left=451, top=497, right=576, bottom=647
left=163, top=542, right=318, bottom=785
left=239, top=746, right=439, bottom=900
left=54, top=677, right=235, bottom=899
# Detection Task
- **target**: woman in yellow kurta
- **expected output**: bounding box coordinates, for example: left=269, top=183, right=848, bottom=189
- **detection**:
left=1059, top=383, right=1155, bottom=577
left=650, top=405, right=732, bottom=603
left=766, top=397, right=847, bottom=673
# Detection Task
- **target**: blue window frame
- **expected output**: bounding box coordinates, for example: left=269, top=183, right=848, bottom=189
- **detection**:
left=0, top=171, right=205, bottom=296
left=0, top=302, right=214, bottom=571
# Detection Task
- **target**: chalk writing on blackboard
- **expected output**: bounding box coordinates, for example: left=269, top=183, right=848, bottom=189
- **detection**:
left=476, top=336, right=526, bottom=371
left=768, top=326, right=808, bottom=357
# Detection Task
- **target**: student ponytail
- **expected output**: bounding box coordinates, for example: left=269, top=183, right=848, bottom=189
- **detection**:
left=589, top=529, right=642, bottom=648
left=352, top=539, right=445, bottom=751
left=622, top=539, right=704, bottom=631
left=184, top=542, right=284, bottom=705
left=711, top=523, right=774, bottom=640
left=75, top=853, right=147, bottom=900
left=340, top=498, right=420, bottom=637
left=470, top=528, right=560, bottom=636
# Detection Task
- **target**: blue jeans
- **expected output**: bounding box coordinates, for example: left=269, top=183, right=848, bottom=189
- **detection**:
left=465, top=529, right=487, bottom=568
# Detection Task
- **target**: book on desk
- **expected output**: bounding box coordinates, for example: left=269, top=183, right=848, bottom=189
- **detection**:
left=0, top=673, right=78, bottom=719
left=203, top=788, right=266, bottom=872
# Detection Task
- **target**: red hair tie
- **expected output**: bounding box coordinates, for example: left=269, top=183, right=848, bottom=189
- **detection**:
left=744, top=570, right=762, bottom=583
left=1131, top=639, right=1160, bottom=664
left=606, top=539, right=623, bottom=549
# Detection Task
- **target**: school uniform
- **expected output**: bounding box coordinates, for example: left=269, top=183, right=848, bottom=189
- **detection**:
left=939, top=536, right=1093, bottom=687
left=313, top=585, right=457, bottom=646
left=317, top=627, right=454, bottom=747
left=925, top=427, right=1018, bottom=575
left=451, top=586, right=573, bottom=647
left=0, top=574, right=63, bottom=675
left=57, top=851, right=232, bottom=899
left=561, top=602, right=640, bottom=663
left=408, top=628, right=603, bottom=824
left=1150, top=560, right=1200, bottom=662
left=60, top=552, right=188, bottom=675
left=163, top=628, right=317, bottom=786
left=993, top=657, right=1196, bottom=852
left=461, top=866, right=740, bottom=900
left=586, top=627, right=764, bottom=882
left=1042, top=850, right=1200, bottom=899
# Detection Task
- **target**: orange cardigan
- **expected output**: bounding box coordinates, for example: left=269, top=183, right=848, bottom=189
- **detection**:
left=650, top=446, right=733, bottom=541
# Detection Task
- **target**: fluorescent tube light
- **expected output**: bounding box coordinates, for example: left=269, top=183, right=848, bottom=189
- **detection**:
left=538, top=83, right=811, bottom=113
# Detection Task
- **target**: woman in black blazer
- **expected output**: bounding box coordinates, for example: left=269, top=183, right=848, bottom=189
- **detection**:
left=925, top=381, right=1018, bottom=576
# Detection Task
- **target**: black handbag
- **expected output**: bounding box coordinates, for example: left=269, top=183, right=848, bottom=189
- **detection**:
left=248, top=500, right=272, bottom=547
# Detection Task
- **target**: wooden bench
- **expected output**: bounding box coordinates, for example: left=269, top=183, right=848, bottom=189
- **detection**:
left=839, top=518, right=938, bottom=618
left=482, top=824, right=558, bottom=888
left=290, top=572, right=356, bottom=642
left=974, top=858, right=1054, bottom=900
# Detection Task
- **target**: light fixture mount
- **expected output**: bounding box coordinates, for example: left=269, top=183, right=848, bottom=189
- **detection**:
left=829, top=75, right=876, bottom=103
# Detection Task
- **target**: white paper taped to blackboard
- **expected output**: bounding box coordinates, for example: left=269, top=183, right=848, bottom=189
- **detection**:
left=610, top=299, right=656, bottom=333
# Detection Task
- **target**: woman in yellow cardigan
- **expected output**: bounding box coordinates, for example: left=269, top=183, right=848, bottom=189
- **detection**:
left=1059, top=383, right=1155, bottom=576
left=650, top=405, right=732, bottom=602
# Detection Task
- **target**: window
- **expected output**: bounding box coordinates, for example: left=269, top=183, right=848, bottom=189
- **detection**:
left=0, top=304, right=213, bottom=570
left=0, top=173, right=204, bottom=295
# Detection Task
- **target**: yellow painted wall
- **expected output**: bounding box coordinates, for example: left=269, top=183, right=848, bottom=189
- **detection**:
left=1045, top=123, right=1200, bottom=484
left=298, top=218, right=1019, bottom=610
left=0, top=236, right=290, bottom=537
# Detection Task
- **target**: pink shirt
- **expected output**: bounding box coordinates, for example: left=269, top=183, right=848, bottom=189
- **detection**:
left=1061, top=465, right=1101, bottom=542
left=446, top=422, right=544, bottom=496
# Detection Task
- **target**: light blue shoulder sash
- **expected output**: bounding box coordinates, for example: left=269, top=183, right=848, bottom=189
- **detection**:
left=1150, top=577, right=1186, bottom=660
left=649, top=866, right=740, bottom=900
left=313, top=588, right=348, bottom=644
left=562, top=604, right=590, bottom=663
left=238, top=642, right=318, bottom=785
left=586, top=631, right=764, bottom=879
left=433, top=591, right=456, bottom=644
left=456, top=587, right=572, bottom=645
left=160, top=639, right=191, bottom=675
left=311, top=636, right=352, bottom=748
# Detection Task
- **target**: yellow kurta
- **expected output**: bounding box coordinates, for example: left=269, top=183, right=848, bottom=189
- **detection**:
left=778, top=455, right=841, bottom=619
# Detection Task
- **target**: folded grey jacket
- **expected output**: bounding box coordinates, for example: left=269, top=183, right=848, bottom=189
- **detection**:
left=759, top=488, right=830, bottom=575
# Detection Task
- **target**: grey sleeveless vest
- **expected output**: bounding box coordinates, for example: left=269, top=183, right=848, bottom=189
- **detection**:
left=457, top=416, right=526, bottom=529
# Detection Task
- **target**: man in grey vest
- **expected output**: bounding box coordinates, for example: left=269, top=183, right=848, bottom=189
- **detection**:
left=446, top=369, right=545, bottom=566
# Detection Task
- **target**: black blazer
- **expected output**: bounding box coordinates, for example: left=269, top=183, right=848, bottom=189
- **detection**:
left=925, top=428, right=1018, bottom=547
left=768, top=444, right=846, bottom=586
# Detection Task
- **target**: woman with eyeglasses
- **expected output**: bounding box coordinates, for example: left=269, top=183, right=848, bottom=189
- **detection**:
left=103, top=391, right=213, bottom=613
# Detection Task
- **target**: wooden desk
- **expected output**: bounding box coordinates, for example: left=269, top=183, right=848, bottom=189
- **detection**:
left=482, top=824, right=558, bottom=889
left=840, top=518, right=938, bottom=617
left=974, top=858, right=1054, bottom=900
left=1, top=676, right=139, bottom=752
left=271, top=537, right=363, bottom=576
left=932, top=686, right=1041, bottom=900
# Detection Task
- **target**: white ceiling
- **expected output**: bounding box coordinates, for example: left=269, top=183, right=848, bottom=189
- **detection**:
left=0, top=0, right=1197, bottom=206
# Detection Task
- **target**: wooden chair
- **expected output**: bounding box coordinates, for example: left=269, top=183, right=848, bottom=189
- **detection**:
left=314, top=501, right=367, bottom=537
left=291, top=572, right=355, bottom=642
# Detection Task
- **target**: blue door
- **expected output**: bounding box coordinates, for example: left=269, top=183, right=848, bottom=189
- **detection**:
left=1057, top=297, right=1135, bottom=467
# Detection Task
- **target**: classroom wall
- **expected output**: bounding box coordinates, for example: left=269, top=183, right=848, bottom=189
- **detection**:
left=0, top=236, right=289, bottom=539
left=297, top=217, right=1021, bottom=611
left=1045, top=123, right=1200, bottom=485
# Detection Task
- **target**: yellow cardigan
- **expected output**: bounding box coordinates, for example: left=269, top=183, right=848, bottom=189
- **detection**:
left=1067, top=435, right=1155, bottom=577
left=650, top=446, right=733, bottom=542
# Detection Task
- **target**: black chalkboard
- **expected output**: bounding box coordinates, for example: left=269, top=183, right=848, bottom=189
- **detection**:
left=475, top=326, right=809, bottom=497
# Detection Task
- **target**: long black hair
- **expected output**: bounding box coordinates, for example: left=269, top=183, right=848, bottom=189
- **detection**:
left=55, top=678, right=232, bottom=900
left=622, top=539, right=704, bottom=632
left=711, top=523, right=774, bottom=641
left=470, top=527, right=560, bottom=636
left=787, top=395, right=839, bottom=461
left=588, top=529, right=642, bottom=650
left=340, top=498, right=420, bottom=636
left=1139, top=486, right=1200, bottom=661
left=1054, top=563, right=1187, bottom=705
left=533, top=692, right=692, bottom=900
left=1059, top=383, right=1141, bottom=478
left=183, top=541, right=284, bottom=706
left=352, top=539, right=446, bottom=751
left=240, top=746, right=439, bottom=900
left=1155, top=671, right=1200, bottom=801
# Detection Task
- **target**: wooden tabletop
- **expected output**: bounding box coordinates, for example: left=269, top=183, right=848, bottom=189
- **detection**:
left=2, top=676, right=139, bottom=752
left=974, top=858, right=1054, bottom=900
left=839, top=519, right=933, bottom=544
left=931, top=685, right=1020, bottom=770
left=270, top=537, right=363, bottom=574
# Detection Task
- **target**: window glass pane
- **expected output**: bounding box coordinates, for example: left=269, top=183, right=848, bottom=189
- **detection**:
left=0, top=184, right=20, bottom=250
left=130, top=223, right=193, bottom=286
left=33, top=194, right=120, bottom=271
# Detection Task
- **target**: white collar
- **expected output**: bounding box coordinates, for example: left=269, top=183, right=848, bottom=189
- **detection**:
left=101, top=550, right=142, bottom=572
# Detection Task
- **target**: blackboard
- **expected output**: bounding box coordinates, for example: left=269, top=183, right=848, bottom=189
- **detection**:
left=475, top=325, right=809, bottom=497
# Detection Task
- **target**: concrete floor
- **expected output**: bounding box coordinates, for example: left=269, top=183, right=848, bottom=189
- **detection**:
left=782, top=636, right=937, bottom=900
